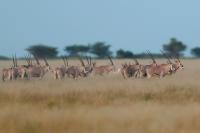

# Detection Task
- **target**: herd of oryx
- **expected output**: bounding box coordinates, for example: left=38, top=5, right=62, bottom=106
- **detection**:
left=1, top=51, right=184, bottom=82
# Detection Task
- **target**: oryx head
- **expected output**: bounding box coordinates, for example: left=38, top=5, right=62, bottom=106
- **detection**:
left=171, top=54, right=184, bottom=71
left=175, top=58, right=184, bottom=70
left=79, top=56, right=94, bottom=74
left=85, top=56, right=93, bottom=72
left=121, top=63, right=128, bottom=69
left=92, top=62, right=96, bottom=67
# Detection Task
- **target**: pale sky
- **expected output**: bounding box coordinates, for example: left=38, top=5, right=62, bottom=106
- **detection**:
left=0, top=0, right=200, bottom=57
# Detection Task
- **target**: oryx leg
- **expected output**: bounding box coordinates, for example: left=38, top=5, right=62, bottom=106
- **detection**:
left=8, top=72, right=12, bottom=80
left=159, top=71, right=165, bottom=78
left=39, top=70, right=45, bottom=79
left=53, top=71, right=58, bottom=80
left=58, top=71, right=64, bottom=80
left=134, top=70, right=140, bottom=78
left=146, top=71, right=152, bottom=79
left=121, top=70, right=127, bottom=79
left=21, top=69, right=27, bottom=79
left=2, top=73, right=5, bottom=82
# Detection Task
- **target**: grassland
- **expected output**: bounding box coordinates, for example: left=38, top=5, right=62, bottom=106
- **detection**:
left=0, top=59, right=200, bottom=133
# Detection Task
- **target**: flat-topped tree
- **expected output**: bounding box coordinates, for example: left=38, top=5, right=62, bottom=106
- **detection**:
left=90, top=42, right=112, bottom=58
left=163, top=38, right=187, bottom=57
left=64, top=44, right=90, bottom=57
left=191, top=47, right=200, bottom=57
left=26, top=44, right=58, bottom=58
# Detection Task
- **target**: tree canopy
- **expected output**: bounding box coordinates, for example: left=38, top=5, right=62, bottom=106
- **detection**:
left=162, top=38, right=187, bottom=57
left=116, top=49, right=134, bottom=58
left=191, top=47, right=200, bottom=57
left=90, top=42, right=112, bottom=58
left=26, top=44, right=58, bottom=58
left=64, top=44, right=90, bottom=57
left=1, top=37, right=195, bottom=59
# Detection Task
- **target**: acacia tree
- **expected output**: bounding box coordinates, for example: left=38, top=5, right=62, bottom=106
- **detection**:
left=163, top=38, right=187, bottom=57
left=116, top=49, right=134, bottom=58
left=26, top=44, right=58, bottom=58
left=64, top=44, right=90, bottom=57
left=90, top=42, right=112, bottom=58
left=191, top=47, right=200, bottom=57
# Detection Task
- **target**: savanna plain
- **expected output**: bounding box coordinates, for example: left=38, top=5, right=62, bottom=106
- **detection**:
left=0, top=59, right=200, bottom=133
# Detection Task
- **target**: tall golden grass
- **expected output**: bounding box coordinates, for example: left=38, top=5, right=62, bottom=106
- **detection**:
left=0, top=59, right=200, bottom=133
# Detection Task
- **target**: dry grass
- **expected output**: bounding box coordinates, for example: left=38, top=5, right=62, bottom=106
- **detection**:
left=0, top=59, right=200, bottom=133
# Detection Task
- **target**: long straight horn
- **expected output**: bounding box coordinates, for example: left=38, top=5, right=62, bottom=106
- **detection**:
left=65, top=56, right=69, bottom=66
left=15, top=54, right=18, bottom=67
left=25, top=55, right=30, bottom=65
left=29, top=54, right=33, bottom=66
left=175, top=54, right=181, bottom=62
left=86, top=56, right=89, bottom=65
left=160, top=50, right=172, bottom=64
left=108, top=56, right=114, bottom=65
left=12, top=55, right=15, bottom=67
left=43, top=58, right=49, bottom=66
left=132, top=53, right=139, bottom=65
left=27, top=54, right=31, bottom=65
left=165, top=53, right=175, bottom=63
left=133, top=58, right=139, bottom=65
left=33, top=55, right=40, bottom=65
left=79, top=57, right=85, bottom=67
left=89, top=57, right=92, bottom=65
left=62, top=56, right=66, bottom=67
left=167, top=54, right=173, bottom=60
left=147, top=50, right=156, bottom=64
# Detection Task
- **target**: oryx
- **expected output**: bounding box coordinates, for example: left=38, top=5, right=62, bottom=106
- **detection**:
left=145, top=51, right=174, bottom=79
left=120, top=57, right=142, bottom=79
left=160, top=51, right=184, bottom=75
left=2, top=55, right=26, bottom=81
left=63, top=57, right=90, bottom=79
left=25, top=55, right=51, bottom=79
left=52, top=56, right=69, bottom=80
left=92, top=56, right=116, bottom=75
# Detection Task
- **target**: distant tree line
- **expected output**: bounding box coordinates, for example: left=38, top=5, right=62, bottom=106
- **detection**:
left=63, top=42, right=112, bottom=58
left=1, top=37, right=200, bottom=60
left=0, top=55, right=9, bottom=60
left=25, top=42, right=112, bottom=59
